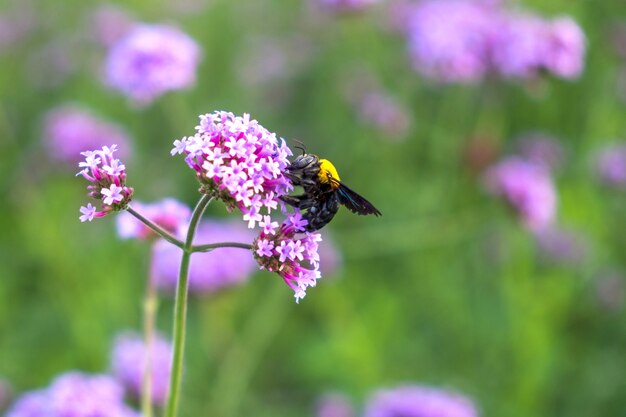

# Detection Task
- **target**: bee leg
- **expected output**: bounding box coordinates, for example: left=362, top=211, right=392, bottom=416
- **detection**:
left=280, top=194, right=309, bottom=208
left=284, top=172, right=303, bottom=186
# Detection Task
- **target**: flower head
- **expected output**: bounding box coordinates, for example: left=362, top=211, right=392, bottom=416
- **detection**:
left=104, top=24, right=201, bottom=105
left=116, top=198, right=191, bottom=239
left=516, top=132, right=564, bottom=171
left=316, top=0, right=379, bottom=13
left=43, top=105, right=131, bottom=164
left=535, top=227, right=588, bottom=265
left=152, top=219, right=256, bottom=294
left=5, top=372, right=139, bottom=417
left=77, top=144, right=133, bottom=221
left=363, top=385, right=478, bottom=417
left=404, top=0, right=499, bottom=83
left=111, top=331, right=172, bottom=406
left=172, top=111, right=292, bottom=228
left=253, top=211, right=322, bottom=302
left=485, top=157, right=557, bottom=233
left=595, top=143, right=626, bottom=186
left=316, top=393, right=354, bottom=417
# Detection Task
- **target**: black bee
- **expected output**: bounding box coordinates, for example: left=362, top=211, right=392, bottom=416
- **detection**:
left=281, top=150, right=381, bottom=231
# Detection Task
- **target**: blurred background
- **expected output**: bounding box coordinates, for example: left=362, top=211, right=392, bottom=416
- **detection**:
left=1, top=0, right=626, bottom=416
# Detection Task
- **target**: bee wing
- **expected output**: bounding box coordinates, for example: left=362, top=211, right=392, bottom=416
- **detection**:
left=330, top=178, right=382, bottom=216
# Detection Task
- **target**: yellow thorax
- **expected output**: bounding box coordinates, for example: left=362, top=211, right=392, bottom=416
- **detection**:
left=318, top=159, right=341, bottom=189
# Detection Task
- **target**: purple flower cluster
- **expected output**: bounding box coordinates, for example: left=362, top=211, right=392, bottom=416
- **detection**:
left=111, top=331, right=172, bottom=406
left=595, top=143, right=626, bottom=186
left=152, top=219, right=257, bottom=294
left=43, top=105, right=131, bottom=165
left=89, top=5, right=135, bottom=47
left=516, top=132, right=564, bottom=171
left=402, top=0, right=585, bottom=83
left=104, top=24, right=200, bottom=105
left=316, top=393, right=355, bottom=417
left=253, top=211, right=322, bottom=302
left=316, top=0, right=379, bottom=13
left=485, top=157, right=557, bottom=233
left=116, top=198, right=191, bottom=239
left=77, top=144, right=133, bottom=222
left=172, top=111, right=293, bottom=228
left=535, top=227, right=588, bottom=265
left=363, top=385, right=478, bottom=417
left=5, top=372, right=139, bottom=417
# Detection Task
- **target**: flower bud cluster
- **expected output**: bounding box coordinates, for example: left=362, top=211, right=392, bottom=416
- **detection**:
left=77, top=144, right=133, bottom=222
left=172, top=111, right=293, bottom=228
left=253, top=211, right=322, bottom=302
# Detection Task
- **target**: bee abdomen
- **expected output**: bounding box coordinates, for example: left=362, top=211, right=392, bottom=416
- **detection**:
left=303, top=193, right=340, bottom=232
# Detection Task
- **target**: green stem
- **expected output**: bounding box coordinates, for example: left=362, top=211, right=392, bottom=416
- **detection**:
left=127, top=206, right=185, bottom=249
left=165, top=194, right=213, bottom=417
left=191, top=242, right=253, bottom=253
left=141, top=276, right=158, bottom=417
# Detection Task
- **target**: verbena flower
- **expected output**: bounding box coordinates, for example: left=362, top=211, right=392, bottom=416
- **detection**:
left=316, top=393, right=354, bottom=417
left=485, top=157, right=557, bottom=233
left=404, top=0, right=498, bottom=83
left=5, top=372, right=139, bottom=417
left=89, top=5, right=135, bottom=47
left=111, top=331, right=172, bottom=406
left=77, top=144, right=133, bottom=222
left=253, top=211, right=322, bottom=302
left=116, top=198, right=191, bottom=239
left=152, top=219, right=256, bottom=294
left=492, top=14, right=585, bottom=80
left=316, top=0, right=379, bottom=13
left=516, top=132, right=564, bottom=171
left=43, top=105, right=131, bottom=164
left=595, top=143, right=626, bottom=186
left=172, top=111, right=292, bottom=228
left=535, top=227, right=588, bottom=265
left=363, top=385, right=478, bottom=417
left=104, top=24, right=201, bottom=105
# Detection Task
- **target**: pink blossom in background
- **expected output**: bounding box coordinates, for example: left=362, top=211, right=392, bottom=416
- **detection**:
left=5, top=372, right=139, bottom=417
left=356, top=90, right=412, bottom=140
left=0, top=2, right=36, bottom=54
left=111, top=331, right=172, bottom=406
left=316, top=393, right=354, bottom=417
left=516, top=132, right=564, bottom=171
left=595, top=143, right=626, bottom=186
left=116, top=198, right=191, bottom=239
left=485, top=157, right=557, bottom=233
left=43, top=105, right=131, bottom=164
left=404, top=0, right=499, bottom=83
left=104, top=24, right=201, bottom=105
left=316, top=0, right=379, bottom=13
left=151, top=219, right=256, bottom=294
left=535, top=227, right=588, bottom=265
left=543, top=17, right=586, bottom=79
left=363, top=385, right=479, bottom=417
left=89, top=5, right=135, bottom=47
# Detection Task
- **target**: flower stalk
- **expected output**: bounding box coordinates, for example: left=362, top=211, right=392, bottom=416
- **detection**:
left=164, top=193, right=213, bottom=417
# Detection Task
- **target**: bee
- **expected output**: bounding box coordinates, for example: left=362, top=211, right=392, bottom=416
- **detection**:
left=281, top=149, right=381, bottom=231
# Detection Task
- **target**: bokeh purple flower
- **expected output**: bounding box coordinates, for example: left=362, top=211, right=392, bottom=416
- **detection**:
left=5, top=372, right=139, bottom=417
left=516, top=132, right=564, bottom=171
left=77, top=144, right=133, bottom=222
left=253, top=211, right=322, bottom=302
left=104, top=24, right=201, bottom=105
left=172, top=111, right=293, bottom=228
left=485, top=157, right=557, bottom=233
left=116, top=198, right=191, bottom=239
left=595, top=143, right=626, bottom=186
left=401, top=0, right=585, bottom=83
left=316, top=393, right=354, bottom=417
left=89, top=5, right=135, bottom=47
left=404, top=0, right=498, bottom=83
left=111, top=331, right=172, bottom=406
left=493, top=14, right=585, bottom=80
left=43, top=105, right=131, bottom=165
left=363, top=385, right=478, bottom=417
left=316, top=0, right=379, bottom=13
left=535, top=227, right=588, bottom=265
left=152, top=219, right=256, bottom=294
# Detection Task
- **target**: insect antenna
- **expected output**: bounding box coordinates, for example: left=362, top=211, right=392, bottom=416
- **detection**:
left=293, top=139, right=307, bottom=155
